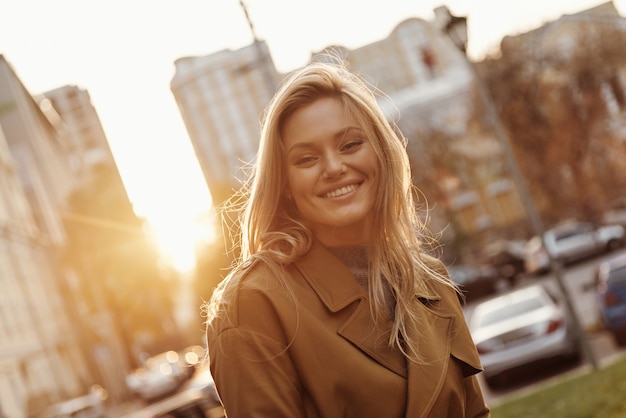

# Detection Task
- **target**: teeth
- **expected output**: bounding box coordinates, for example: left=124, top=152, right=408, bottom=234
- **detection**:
left=325, top=184, right=357, bottom=198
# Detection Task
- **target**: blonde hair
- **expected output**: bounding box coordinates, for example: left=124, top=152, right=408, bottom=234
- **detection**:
left=208, top=60, right=454, bottom=362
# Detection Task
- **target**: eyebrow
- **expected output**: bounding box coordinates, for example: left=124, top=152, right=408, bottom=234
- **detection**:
left=286, top=126, right=364, bottom=154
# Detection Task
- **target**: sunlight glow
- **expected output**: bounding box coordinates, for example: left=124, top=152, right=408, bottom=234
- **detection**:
left=144, top=210, right=217, bottom=273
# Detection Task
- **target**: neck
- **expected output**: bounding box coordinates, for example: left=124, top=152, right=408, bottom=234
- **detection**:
left=314, top=229, right=373, bottom=248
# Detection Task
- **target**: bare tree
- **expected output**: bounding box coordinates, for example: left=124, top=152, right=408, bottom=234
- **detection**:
left=478, top=22, right=626, bottom=225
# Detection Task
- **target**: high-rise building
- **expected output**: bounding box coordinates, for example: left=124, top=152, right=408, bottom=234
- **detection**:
left=0, top=54, right=93, bottom=418
left=0, top=54, right=147, bottom=416
left=41, top=85, right=129, bottom=193
left=171, top=41, right=279, bottom=205
left=40, top=84, right=140, bottom=404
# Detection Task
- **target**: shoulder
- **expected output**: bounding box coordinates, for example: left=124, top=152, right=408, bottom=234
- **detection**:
left=414, top=256, right=483, bottom=374
left=419, top=253, right=450, bottom=278
left=414, top=253, right=465, bottom=311
left=415, top=253, right=455, bottom=293
left=206, top=258, right=297, bottom=334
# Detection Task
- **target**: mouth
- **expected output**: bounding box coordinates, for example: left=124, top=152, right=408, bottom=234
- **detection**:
left=323, top=183, right=360, bottom=198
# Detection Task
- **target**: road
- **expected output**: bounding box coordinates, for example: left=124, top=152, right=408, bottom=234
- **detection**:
left=466, top=248, right=626, bottom=407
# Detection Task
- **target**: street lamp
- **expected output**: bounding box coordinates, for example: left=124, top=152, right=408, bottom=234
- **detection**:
left=439, top=8, right=468, bottom=53
left=436, top=5, right=599, bottom=370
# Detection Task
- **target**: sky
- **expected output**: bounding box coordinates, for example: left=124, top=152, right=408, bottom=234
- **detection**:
left=1, top=0, right=623, bottom=271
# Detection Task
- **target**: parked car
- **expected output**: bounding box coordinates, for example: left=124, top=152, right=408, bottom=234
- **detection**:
left=593, top=253, right=626, bottom=346
left=121, top=362, right=224, bottom=418
left=126, top=350, right=195, bottom=401
left=482, top=239, right=527, bottom=284
left=524, top=221, right=625, bottom=274
left=469, top=284, right=580, bottom=388
left=447, top=263, right=500, bottom=302
left=36, top=385, right=108, bottom=418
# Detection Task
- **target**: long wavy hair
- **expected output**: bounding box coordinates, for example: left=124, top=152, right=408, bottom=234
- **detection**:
left=206, top=60, right=454, bottom=362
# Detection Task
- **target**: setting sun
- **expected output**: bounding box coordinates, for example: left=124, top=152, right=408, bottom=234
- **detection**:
left=142, top=208, right=218, bottom=273
left=148, top=209, right=215, bottom=273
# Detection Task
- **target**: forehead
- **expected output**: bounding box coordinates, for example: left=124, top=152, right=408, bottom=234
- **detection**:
left=281, top=97, right=361, bottom=147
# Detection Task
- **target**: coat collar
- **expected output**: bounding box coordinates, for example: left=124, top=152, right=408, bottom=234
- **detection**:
left=293, top=240, right=368, bottom=311
left=292, top=240, right=480, bottom=417
left=291, top=240, right=451, bottom=382
left=293, top=239, right=441, bottom=309
left=293, top=241, right=408, bottom=377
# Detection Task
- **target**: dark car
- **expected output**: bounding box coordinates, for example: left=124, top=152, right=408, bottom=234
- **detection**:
left=594, top=253, right=626, bottom=346
left=447, top=264, right=501, bottom=302
left=482, top=239, right=527, bottom=284
left=121, top=362, right=224, bottom=418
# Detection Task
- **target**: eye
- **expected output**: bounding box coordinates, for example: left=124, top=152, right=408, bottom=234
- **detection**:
left=293, top=154, right=317, bottom=166
left=341, top=139, right=364, bottom=152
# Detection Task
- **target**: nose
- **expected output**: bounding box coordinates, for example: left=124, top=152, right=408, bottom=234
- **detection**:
left=322, top=152, right=346, bottom=179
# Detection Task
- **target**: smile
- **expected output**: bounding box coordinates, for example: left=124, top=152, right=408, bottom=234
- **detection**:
left=324, top=183, right=359, bottom=198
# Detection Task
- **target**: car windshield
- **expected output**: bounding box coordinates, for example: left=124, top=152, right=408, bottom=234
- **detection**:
left=476, top=296, right=545, bottom=328
left=553, top=223, right=592, bottom=241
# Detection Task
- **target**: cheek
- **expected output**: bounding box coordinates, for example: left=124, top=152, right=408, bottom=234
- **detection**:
left=287, top=166, right=318, bottom=191
left=366, top=156, right=381, bottom=185
left=285, top=167, right=300, bottom=192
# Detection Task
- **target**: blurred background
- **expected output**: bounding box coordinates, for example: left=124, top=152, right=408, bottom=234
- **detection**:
left=1, top=0, right=626, bottom=416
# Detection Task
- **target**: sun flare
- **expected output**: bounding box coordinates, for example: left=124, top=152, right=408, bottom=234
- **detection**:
left=144, top=210, right=217, bottom=273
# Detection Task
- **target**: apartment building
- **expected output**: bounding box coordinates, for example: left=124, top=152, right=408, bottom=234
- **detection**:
left=0, top=55, right=92, bottom=418
left=42, top=85, right=129, bottom=189
left=40, top=84, right=137, bottom=404
left=0, top=54, right=139, bottom=416
left=171, top=40, right=279, bottom=205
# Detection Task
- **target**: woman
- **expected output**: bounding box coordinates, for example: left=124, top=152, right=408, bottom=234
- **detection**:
left=204, top=60, right=490, bottom=417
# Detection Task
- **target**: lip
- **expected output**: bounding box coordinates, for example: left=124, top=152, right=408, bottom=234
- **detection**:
left=319, top=181, right=363, bottom=198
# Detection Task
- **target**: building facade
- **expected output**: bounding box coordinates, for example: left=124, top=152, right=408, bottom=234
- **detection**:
left=0, top=55, right=92, bottom=418
left=41, top=85, right=129, bottom=191
left=0, top=55, right=138, bottom=417
left=171, top=41, right=279, bottom=205
left=40, top=84, right=138, bottom=404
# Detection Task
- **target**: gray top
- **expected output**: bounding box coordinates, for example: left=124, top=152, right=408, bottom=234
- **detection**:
left=327, top=244, right=396, bottom=318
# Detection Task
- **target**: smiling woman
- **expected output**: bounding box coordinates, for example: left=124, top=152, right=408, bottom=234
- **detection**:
left=203, top=60, right=489, bottom=417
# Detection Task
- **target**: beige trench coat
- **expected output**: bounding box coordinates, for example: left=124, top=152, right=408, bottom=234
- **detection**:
left=207, top=240, right=490, bottom=417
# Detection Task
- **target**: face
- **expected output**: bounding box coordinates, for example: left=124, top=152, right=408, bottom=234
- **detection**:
left=282, top=97, right=380, bottom=247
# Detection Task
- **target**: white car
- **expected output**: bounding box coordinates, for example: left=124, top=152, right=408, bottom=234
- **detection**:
left=121, top=362, right=224, bottom=418
left=126, top=350, right=194, bottom=401
left=524, top=221, right=625, bottom=274
left=469, top=284, right=580, bottom=388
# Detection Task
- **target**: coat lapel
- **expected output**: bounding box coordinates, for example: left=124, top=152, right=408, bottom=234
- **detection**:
left=294, top=241, right=479, bottom=417
left=404, top=302, right=454, bottom=418
left=337, top=297, right=407, bottom=377
left=293, top=240, right=407, bottom=377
